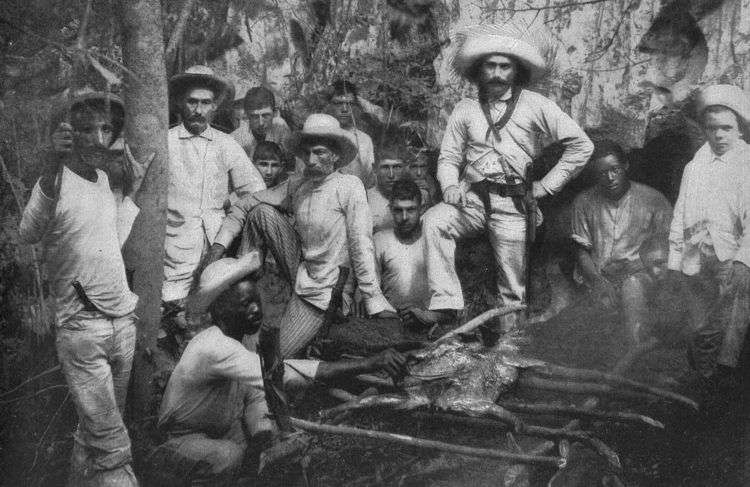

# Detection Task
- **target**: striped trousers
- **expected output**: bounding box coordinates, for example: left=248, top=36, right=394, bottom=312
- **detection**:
left=241, top=204, right=325, bottom=358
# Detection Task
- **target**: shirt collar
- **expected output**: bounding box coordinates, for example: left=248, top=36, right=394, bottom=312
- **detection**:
left=177, top=123, right=215, bottom=141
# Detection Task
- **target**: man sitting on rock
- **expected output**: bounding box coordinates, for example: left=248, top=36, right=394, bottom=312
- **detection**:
left=572, top=139, right=672, bottom=345
left=368, top=147, right=408, bottom=234
left=149, top=254, right=407, bottom=485
left=375, top=180, right=454, bottom=330
left=203, top=113, right=395, bottom=358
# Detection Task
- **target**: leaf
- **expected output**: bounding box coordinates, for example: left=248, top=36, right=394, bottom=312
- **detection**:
left=87, top=53, right=121, bottom=85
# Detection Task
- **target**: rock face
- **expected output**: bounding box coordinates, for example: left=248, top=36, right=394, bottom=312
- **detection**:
left=214, top=0, right=748, bottom=150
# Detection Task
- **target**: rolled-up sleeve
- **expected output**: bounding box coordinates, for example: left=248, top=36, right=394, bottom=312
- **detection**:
left=536, top=98, right=593, bottom=195
left=342, top=184, right=394, bottom=315
left=436, top=103, right=468, bottom=192
left=19, top=181, right=56, bottom=244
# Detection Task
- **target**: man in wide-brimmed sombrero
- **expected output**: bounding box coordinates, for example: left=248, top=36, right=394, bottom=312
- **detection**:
left=667, top=84, right=750, bottom=382
left=163, top=65, right=266, bottom=304
left=201, top=113, right=395, bottom=358
left=148, top=254, right=406, bottom=484
left=422, top=23, right=593, bottom=338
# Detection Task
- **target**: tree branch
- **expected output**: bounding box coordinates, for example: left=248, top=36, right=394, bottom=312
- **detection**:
left=494, top=0, right=613, bottom=11
left=165, top=0, right=197, bottom=61
left=0, top=365, right=61, bottom=399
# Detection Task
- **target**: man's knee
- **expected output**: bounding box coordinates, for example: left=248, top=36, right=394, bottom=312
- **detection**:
left=248, top=203, right=283, bottom=225
left=422, top=204, right=451, bottom=237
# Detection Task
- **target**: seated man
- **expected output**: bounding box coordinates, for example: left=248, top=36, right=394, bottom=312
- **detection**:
left=668, top=84, right=750, bottom=381
left=368, top=147, right=407, bottom=234
left=375, top=180, right=454, bottom=330
left=572, top=140, right=672, bottom=345
left=150, top=254, right=407, bottom=485
left=205, top=113, right=395, bottom=358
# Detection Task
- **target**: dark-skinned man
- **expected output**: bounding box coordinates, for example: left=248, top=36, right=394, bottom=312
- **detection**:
left=572, top=140, right=672, bottom=346
left=375, top=180, right=454, bottom=330
left=163, top=66, right=265, bottom=304
left=203, top=113, right=395, bottom=358
left=149, top=254, right=407, bottom=485
left=20, top=92, right=150, bottom=486
left=668, top=84, right=750, bottom=382
left=422, top=23, right=593, bottom=341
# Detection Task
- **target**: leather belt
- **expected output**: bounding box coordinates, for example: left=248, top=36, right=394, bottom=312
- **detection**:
left=472, top=180, right=527, bottom=214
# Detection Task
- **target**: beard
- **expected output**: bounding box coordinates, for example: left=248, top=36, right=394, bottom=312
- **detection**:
left=303, top=164, right=334, bottom=178
left=185, top=114, right=208, bottom=134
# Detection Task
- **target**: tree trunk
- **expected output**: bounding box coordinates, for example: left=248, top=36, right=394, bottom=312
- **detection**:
left=118, top=0, right=169, bottom=418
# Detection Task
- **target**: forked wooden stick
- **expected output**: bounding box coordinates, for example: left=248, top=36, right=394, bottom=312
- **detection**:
left=290, top=417, right=565, bottom=468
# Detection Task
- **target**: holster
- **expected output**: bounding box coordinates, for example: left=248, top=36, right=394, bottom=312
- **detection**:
left=472, top=180, right=527, bottom=215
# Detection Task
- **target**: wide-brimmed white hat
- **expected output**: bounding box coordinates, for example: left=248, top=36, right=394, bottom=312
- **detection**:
left=293, top=113, right=359, bottom=164
left=695, top=84, right=750, bottom=127
left=169, top=65, right=234, bottom=103
left=449, top=23, right=549, bottom=83
left=186, top=252, right=261, bottom=318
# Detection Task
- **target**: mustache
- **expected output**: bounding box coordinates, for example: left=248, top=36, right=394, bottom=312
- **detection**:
left=486, top=78, right=507, bottom=85
left=187, top=114, right=206, bottom=123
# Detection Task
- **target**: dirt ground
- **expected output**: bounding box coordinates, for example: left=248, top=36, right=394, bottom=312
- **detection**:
left=1, top=240, right=746, bottom=486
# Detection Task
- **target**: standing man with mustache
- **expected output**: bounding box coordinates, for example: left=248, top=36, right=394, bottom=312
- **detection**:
left=203, top=114, right=394, bottom=357
left=163, top=66, right=266, bottom=305
left=422, top=24, right=593, bottom=342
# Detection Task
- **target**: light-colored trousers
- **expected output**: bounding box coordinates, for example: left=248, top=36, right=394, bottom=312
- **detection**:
left=56, top=311, right=138, bottom=487
left=422, top=189, right=526, bottom=317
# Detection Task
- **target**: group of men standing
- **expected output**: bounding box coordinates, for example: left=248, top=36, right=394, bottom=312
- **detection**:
left=17, top=20, right=750, bottom=486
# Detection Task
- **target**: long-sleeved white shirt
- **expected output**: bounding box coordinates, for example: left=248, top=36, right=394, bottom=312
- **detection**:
left=668, top=142, right=750, bottom=275
left=215, top=172, right=393, bottom=315
left=19, top=168, right=139, bottom=324
left=158, top=326, right=318, bottom=436
left=163, top=124, right=266, bottom=301
left=437, top=90, right=593, bottom=194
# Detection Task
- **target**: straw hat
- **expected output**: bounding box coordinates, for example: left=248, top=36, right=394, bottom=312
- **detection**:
left=185, top=251, right=262, bottom=319
left=169, top=65, right=234, bottom=103
left=293, top=113, right=359, bottom=164
left=695, top=84, right=750, bottom=127
left=449, top=23, right=548, bottom=83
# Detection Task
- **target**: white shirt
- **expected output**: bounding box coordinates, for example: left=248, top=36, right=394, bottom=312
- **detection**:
left=437, top=90, right=593, bottom=194
left=367, top=187, right=392, bottom=234
left=19, top=168, right=138, bottom=324
left=216, top=172, right=393, bottom=315
left=158, top=326, right=318, bottom=436
left=374, top=228, right=430, bottom=310
left=669, top=142, right=750, bottom=275
left=339, top=128, right=375, bottom=188
left=163, top=125, right=265, bottom=301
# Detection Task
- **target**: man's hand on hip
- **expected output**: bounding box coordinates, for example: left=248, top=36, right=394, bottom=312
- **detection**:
left=443, top=184, right=466, bottom=207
